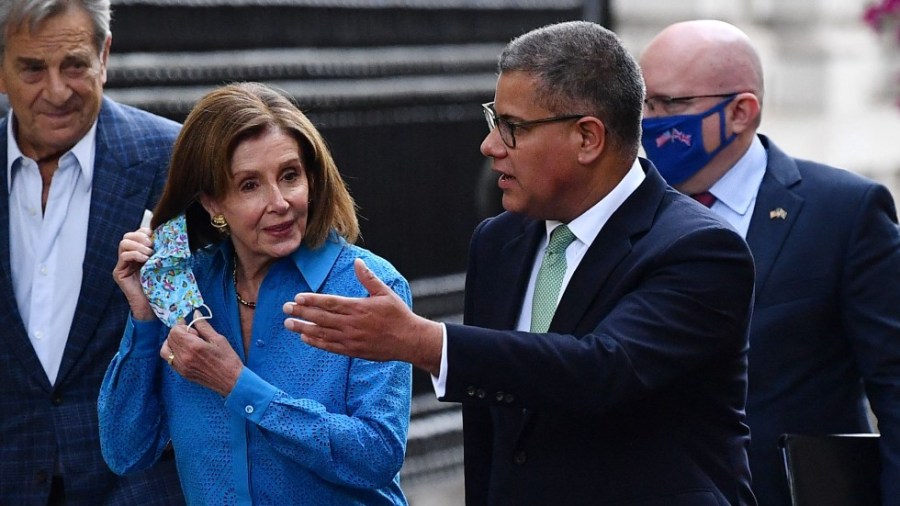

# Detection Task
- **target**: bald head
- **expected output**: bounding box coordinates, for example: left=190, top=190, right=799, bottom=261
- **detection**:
left=639, top=20, right=765, bottom=193
left=640, top=20, right=764, bottom=104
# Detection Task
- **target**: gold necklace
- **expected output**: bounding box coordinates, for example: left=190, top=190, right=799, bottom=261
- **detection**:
left=233, top=263, right=257, bottom=309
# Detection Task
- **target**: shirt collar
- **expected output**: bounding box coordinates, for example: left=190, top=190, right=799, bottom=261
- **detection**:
left=6, top=110, right=98, bottom=193
left=290, top=231, right=345, bottom=292
left=708, top=135, right=767, bottom=216
left=212, top=229, right=345, bottom=293
left=545, top=157, right=645, bottom=247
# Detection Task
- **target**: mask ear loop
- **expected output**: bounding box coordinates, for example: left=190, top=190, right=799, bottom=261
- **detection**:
left=186, top=304, right=214, bottom=330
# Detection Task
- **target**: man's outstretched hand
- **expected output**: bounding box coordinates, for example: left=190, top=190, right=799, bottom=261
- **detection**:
left=283, top=258, right=443, bottom=375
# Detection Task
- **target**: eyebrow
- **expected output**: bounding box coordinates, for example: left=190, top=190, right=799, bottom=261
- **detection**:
left=14, top=56, right=45, bottom=66
left=60, top=54, right=91, bottom=65
left=495, top=109, right=526, bottom=123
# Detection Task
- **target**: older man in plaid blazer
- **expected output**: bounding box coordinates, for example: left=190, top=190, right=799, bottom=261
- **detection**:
left=0, top=1, right=183, bottom=504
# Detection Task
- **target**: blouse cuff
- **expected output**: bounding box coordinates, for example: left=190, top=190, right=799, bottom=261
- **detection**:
left=225, top=367, right=278, bottom=424
left=122, top=314, right=165, bottom=358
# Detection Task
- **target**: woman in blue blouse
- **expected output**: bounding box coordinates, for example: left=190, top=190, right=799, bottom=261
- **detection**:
left=98, top=82, right=412, bottom=505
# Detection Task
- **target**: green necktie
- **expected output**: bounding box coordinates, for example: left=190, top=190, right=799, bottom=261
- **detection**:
left=530, top=224, right=576, bottom=333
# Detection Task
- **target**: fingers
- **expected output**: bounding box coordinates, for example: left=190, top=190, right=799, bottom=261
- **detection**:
left=115, top=249, right=151, bottom=271
left=118, top=228, right=153, bottom=255
left=113, top=229, right=156, bottom=316
left=186, top=309, right=217, bottom=343
left=281, top=259, right=408, bottom=362
left=280, top=299, right=333, bottom=342
left=162, top=322, right=205, bottom=369
left=281, top=260, right=387, bottom=318
left=284, top=317, right=351, bottom=357
left=283, top=314, right=317, bottom=338
left=163, top=319, right=243, bottom=396
left=282, top=293, right=368, bottom=354
left=318, top=291, right=356, bottom=314
left=284, top=289, right=358, bottom=327
left=115, top=228, right=154, bottom=277
left=160, top=337, right=180, bottom=368
left=160, top=338, right=172, bottom=362
left=353, top=258, right=391, bottom=297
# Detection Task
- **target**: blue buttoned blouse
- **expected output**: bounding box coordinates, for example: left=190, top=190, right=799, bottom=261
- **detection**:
left=98, top=234, right=412, bottom=505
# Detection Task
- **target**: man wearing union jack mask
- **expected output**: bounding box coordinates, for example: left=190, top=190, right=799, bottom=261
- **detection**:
left=640, top=19, right=900, bottom=506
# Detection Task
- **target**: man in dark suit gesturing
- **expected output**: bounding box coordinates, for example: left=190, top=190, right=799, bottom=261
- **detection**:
left=640, top=20, right=900, bottom=506
left=284, top=21, right=757, bottom=505
left=0, top=0, right=183, bottom=503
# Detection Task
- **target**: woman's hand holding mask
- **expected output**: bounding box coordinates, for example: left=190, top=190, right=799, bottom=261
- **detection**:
left=114, top=228, right=157, bottom=321
left=161, top=312, right=243, bottom=397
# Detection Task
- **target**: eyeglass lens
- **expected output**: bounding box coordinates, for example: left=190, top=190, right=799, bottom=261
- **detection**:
left=483, top=103, right=515, bottom=147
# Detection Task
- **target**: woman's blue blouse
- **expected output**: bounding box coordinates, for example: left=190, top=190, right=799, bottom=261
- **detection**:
left=99, top=235, right=412, bottom=505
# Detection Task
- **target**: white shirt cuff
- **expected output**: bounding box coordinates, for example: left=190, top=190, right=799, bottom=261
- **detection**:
left=430, top=322, right=448, bottom=399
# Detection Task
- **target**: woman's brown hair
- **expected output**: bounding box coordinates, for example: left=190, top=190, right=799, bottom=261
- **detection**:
left=152, top=82, right=359, bottom=250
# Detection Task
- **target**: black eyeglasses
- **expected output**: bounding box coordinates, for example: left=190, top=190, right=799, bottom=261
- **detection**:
left=643, top=93, right=739, bottom=114
left=482, top=102, right=587, bottom=148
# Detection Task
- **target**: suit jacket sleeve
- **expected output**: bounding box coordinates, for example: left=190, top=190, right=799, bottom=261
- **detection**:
left=840, top=182, right=900, bottom=501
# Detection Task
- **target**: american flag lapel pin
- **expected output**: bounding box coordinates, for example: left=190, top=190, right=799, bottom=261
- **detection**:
left=769, top=207, right=787, bottom=220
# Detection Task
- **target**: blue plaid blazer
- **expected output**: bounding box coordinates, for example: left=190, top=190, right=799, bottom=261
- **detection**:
left=0, top=97, right=185, bottom=505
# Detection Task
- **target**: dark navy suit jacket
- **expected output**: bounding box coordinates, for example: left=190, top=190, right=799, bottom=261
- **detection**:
left=0, top=97, right=184, bottom=505
left=745, top=136, right=900, bottom=506
left=442, top=162, right=757, bottom=505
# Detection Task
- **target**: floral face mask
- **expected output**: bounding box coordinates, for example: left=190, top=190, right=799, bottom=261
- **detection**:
left=139, top=214, right=212, bottom=328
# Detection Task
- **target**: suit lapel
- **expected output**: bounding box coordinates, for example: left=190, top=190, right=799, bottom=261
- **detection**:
left=55, top=100, right=156, bottom=385
left=745, top=136, right=803, bottom=294
left=495, top=220, right=544, bottom=330
left=516, top=160, right=665, bottom=439
left=551, top=160, right=664, bottom=335
left=0, top=116, right=53, bottom=391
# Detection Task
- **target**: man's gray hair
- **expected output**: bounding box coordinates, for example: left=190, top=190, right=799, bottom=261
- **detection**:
left=0, top=0, right=111, bottom=58
left=499, top=20, right=645, bottom=159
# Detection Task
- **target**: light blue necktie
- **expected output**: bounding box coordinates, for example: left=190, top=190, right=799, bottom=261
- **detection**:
left=530, top=225, right=576, bottom=333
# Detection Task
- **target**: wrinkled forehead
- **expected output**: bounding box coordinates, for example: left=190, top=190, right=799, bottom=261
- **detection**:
left=3, top=6, right=103, bottom=57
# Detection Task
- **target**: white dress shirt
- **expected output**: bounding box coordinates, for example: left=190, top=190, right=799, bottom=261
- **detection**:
left=7, top=115, right=96, bottom=385
left=432, top=159, right=646, bottom=396
left=704, top=135, right=768, bottom=239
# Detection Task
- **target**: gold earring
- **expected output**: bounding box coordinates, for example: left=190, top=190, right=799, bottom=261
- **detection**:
left=211, top=214, right=228, bottom=232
